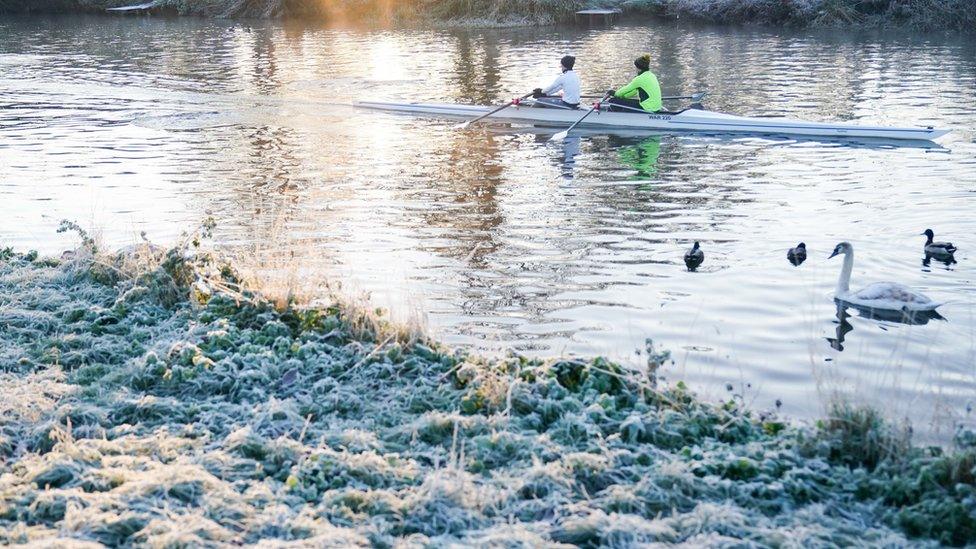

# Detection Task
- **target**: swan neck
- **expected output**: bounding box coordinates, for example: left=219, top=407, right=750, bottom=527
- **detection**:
left=837, top=251, right=853, bottom=295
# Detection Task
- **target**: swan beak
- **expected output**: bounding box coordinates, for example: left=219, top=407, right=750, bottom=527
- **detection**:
left=828, top=250, right=839, bottom=259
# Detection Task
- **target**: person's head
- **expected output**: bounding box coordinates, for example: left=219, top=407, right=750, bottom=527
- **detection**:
left=560, top=55, right=576, bottom=71
left=634, top=54, right=651, bottom=72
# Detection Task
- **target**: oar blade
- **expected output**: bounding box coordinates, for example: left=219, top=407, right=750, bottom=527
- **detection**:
left=455, top=121, right=471, bottom=129
left=549, top=130, right=569, bottom=142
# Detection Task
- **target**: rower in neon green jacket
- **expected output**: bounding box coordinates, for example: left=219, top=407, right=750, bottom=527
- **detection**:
left=606, top=54, right=662, bottom=113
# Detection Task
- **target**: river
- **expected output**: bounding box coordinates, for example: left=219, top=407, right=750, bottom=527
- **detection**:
left=2, top=14, right=975, bottom=442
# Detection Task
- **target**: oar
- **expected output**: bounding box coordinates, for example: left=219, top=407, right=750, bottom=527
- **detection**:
left=456, top=92, right=533, bottom=129
left=580, top=91, right=708, bottom=101
left=550, top=92, right=611, bottom=141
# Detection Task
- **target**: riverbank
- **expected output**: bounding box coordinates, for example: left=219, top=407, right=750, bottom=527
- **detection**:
left=1, top=0, right=974, bottom=30
left=1, top=226, right=974, bottom=546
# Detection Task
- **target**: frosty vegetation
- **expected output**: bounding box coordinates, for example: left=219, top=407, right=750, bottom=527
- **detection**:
left=2, top=0, right=974, bottom=30
left=1, top=227, right=974, bottom=547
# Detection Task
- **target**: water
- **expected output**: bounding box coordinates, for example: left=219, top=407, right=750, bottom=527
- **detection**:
left=2, top=14, right=975, bottom=441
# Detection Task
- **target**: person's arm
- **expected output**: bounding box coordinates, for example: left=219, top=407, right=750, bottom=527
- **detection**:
left=542, top=73, right=565, bottom=96
left=614, top=75, right=641, bottom=98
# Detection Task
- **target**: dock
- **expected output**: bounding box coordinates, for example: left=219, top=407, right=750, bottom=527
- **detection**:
left=575, top=8, right=622, bottom=24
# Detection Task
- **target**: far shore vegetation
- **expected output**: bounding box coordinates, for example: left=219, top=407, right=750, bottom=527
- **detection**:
left=1, top=0, right=975, bottom=31
left=1, top=222, right=974, bottom=545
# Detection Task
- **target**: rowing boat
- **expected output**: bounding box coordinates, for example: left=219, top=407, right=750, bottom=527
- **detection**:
left=355, top=100, right=950, bottom=141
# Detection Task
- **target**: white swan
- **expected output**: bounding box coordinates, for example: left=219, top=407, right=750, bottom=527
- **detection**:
left=828, top=242, right=941, bottom=312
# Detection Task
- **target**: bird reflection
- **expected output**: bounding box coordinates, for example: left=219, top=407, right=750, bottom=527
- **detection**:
left=923, top=252, right=957, bottom=268
left=827, top=300, right=946, bottom=351
left=826, top=303, right=855, bottom=351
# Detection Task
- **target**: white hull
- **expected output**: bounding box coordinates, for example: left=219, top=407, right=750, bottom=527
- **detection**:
left=355, top=101, right=949, bottom=141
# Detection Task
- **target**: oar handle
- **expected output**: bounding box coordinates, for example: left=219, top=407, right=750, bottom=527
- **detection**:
left=580, top=91, right=707, bottom=101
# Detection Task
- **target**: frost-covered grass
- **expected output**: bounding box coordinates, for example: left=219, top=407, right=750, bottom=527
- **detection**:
left=0, top=0, right=585, bottom=23
left=1, top=233, right=975, bottom=546
left=617, top=0, right=976, bottom=30
left=2, top=0, right=974, bottom=29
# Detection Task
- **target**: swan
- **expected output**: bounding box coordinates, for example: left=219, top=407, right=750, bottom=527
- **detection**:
left=684, top=242, right=704, bottom=271
left=921, top=229, right=957, bottom=256
left=787, top=242, right=806, bottom=266
left=828, top=242, right=941, bottom=312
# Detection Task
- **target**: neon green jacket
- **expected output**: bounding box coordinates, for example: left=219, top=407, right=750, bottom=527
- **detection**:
left=614, top=70, right=662, bottom=112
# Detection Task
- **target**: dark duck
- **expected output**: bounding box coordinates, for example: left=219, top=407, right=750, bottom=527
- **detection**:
left=921, top=229, right=956, bottom=257
left=787, top=242, right=806, bottom=266
left=684, top=242, right=704, bottom=271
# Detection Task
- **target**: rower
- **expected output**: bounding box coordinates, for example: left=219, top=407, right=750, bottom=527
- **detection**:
left=531, top=55, right=581, bottom=109
left=606, top=54, right=662, bottom=113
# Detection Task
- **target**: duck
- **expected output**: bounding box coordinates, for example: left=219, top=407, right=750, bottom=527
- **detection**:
left=684, top=242, right=704, bottom=271
left=921, top=229, right=957, bottom=257
left=828, top=242, right=941, bottom=312
left=787, top=242, right=806, bottom=266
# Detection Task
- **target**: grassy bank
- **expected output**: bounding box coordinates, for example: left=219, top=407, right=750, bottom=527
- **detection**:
left=1, top=225, right=974, bottom=546
left=623, top=0, right=976, bottom=31
left=1, top=0, right=974, bottom=29
left=0, top=0, right=586, bottom=24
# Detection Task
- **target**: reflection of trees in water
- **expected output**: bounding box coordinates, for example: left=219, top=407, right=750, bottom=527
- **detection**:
left=11, top=16, right=975, bottom=112
left=578, top=27, right=895, bottom=118
left=247, top=27, right=281, bottom=94
left=449, top=31, right=503, bottom=104
left=190, top=23, right=314, bottom=249
left=239, top=124, right=304, bottom=192
left=205, top=123, right=310, bottom=248
left=198, top=120, right=346, bottom=280
left=403, top=130, right=777, bottom=347
left=405, top=28, right=543, bottom=267
left=624, top=28, right=972, bottom=121
left=415, top=132, right=505, bottom=267
left=586, top=135, right=758, bottom=233
left=72, top=18, right=251, bottom=88
left=187, top=19, right=324, bottom=255
left=8, top=17, right=976, bottom=357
